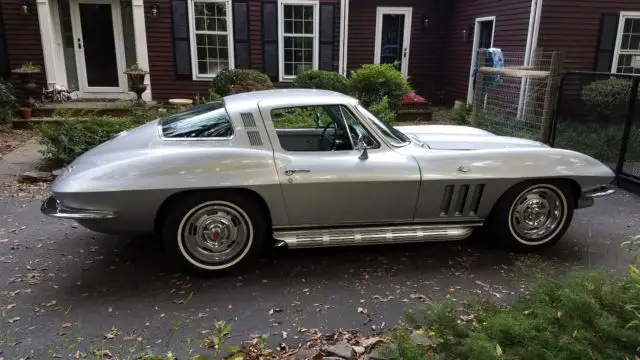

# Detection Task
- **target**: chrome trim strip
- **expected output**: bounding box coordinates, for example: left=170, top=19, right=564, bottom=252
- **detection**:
left=583, top=184, right=616, bottom=198
left=41, top=196, right=117, bottom=220
left=273, top=224, right=473, bottom=249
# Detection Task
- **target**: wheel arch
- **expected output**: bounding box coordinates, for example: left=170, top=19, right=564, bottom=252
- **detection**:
left=154, top=188, right=273, bottom=235
left=487, top=177, right=582, bottom=219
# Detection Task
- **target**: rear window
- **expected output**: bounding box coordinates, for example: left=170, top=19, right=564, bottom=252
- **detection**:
left=159, top=101, right=234, bottom=138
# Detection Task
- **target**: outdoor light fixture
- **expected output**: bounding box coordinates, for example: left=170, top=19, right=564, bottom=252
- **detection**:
left=151, top=0, right=159, bottom=17
left=20, top=0, right=30, bottom=15
left=422, top=15, right=429, bottom=31
left=463, top=24, right=474, bottom=41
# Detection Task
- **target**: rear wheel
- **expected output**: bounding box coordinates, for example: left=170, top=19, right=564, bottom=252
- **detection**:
left=161, top=192, right=266, bottom=275
left=486, top=180, right=575, bottom=251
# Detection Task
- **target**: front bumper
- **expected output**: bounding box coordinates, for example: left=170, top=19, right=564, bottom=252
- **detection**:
left=576, top=184, right=616, bottom=208
left=41, top=196, right=117, bottom=220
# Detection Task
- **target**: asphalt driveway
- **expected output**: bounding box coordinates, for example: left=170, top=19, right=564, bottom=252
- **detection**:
left=0, top=183, right=638, bottom=359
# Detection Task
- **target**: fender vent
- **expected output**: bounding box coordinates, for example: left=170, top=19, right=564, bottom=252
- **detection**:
left=240, top=112, right=257, bottom=128
left=247, top=130, right=263, bottom=146
left=440, top=184, right=485, bottom=217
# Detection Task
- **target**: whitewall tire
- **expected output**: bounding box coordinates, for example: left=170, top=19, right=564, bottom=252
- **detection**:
left=486, top=180, right=575, bottom=251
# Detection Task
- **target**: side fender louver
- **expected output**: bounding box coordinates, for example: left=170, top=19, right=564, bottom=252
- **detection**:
left=440, top=184, right=485, bottom=217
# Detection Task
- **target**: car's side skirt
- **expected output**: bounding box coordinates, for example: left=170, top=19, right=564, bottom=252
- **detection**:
left=272, top=221, right=482, bottom=249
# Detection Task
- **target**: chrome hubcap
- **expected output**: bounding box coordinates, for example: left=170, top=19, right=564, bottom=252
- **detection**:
left=182, top=204, right=249, bottom=265
left=510, top=186, right=565, bottom=243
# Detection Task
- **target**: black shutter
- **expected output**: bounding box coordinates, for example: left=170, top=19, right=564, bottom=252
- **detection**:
left=263, top=2, right=278, bottom=80
left=172, top=0, right=192, bottom=77
left=233, top=0, right=250, bottom=69
left=319, top=4, right=335, bottom=71
left=594, top=13, right=620, bottom=72
left=0, top=2, right=9, bottom=80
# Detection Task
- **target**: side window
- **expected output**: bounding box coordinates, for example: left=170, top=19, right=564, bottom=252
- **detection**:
left=339, top=106, right=379, bottom=148
left=160, top=101, right=234, bottom=138
left=270, top=104, right=376, bottom=152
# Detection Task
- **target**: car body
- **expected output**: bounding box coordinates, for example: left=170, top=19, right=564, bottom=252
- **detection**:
left=41, top=89, right=615, bottom=274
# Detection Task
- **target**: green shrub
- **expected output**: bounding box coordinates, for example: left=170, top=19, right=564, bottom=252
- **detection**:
left=38, top=116, right=146, bottom=164
left=390, top=270, right=640, bottom=360
left=212, top=69, right=273, bottom=96
left=292, top=70, right=350, bottom=94
left=581, top=77, right=638, bottom=122
left=369, top=96, right=396, bottom=124
left=0, top=79, right=16, bottom=124
left=349, top=63, right=410, bottom=107
left=451, top=102, right=472, bottom=125
left=230, top=80, right=274, bottom=94
left=554, top=120, right=640, bottom=163
left=195, top=89, right=222, bottom=104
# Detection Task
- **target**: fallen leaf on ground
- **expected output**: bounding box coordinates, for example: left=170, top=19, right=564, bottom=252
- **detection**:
left=46, top=300, right=56, bottom=307
left=475, top=280, right=491, bottom=291
left=8, top=317, right=20, bottom=323
left=362, top=336, right=383, bottom=348
left=123, top=334, right=137, bottom=341
left=62, top=323, right=72, bottom=328
left=104, top=327, right=119, bottom=339
left=460, top=314, right=475, bottom=322
left=357, top=307, right=367, bottom=314
left=410, top=293, right=430, bottom=302
left=9, top=290, right=20, bottom=296
left=282, top=331, right=287, bottom=339
left=372, top=295, right=394, bottom=302
left=269, top=308, right=283, bottom=315
left=74, top=351, right=87, bottom=359
left=0, top=239, right=8, bottom=243
left=6, top=304, right=16, bottom=310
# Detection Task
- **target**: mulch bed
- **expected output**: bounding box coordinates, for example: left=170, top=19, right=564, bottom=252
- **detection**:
left=0, top=126, right=35, bottom=157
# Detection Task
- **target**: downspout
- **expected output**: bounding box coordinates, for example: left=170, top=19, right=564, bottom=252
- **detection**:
left=342, top=0, right=350, bottom=75
left=338, top=0, right=345, bottom=75
left=517, top=0, right=539, bottom=119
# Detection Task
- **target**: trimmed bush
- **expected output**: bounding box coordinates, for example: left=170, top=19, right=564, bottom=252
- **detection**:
left=581, top=77, right=638, bottom=122
left=38, top=116, right=146, bottom=164
left=212, top=69, right=273, bottom=96
left=230, top=80, right=274, bottom=94
left=349, top=63, right=410, bottom=108
left=369, top=96, right=396, bottom=124
left=0, top=79, right=16, bottom=124
left=292, top=70, right=350, bottom=94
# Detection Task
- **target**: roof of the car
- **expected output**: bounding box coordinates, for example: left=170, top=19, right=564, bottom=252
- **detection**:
left=223, top=88, right=359, bottom=109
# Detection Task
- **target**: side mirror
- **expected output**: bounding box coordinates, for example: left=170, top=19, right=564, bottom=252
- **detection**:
left=357, top=135, right=368, bottom=160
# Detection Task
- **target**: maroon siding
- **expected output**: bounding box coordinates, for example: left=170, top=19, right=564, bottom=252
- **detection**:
left=1, top=0, right=46, bottom=96
left=537, top=0, right=640, bottom=72
left=443, top=0, right=532, bottom=104
left=346, top=0, right=454, bottom=102
left=148, top=0, right=341, bottom=102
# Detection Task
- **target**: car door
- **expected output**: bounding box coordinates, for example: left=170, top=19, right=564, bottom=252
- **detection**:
left=259, top=102, right=421, bottom=227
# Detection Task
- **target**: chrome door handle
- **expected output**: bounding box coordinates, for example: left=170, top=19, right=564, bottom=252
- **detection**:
left=285, top=169, right=310, bottom=176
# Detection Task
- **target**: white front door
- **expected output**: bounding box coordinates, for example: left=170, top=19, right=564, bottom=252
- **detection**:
left=374, top=7, right=412, bottom=77
left=69, top=0, right=127, bottom=95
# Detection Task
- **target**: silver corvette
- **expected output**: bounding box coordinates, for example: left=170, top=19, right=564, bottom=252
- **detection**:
left=41, top=89, right=615, bottom=275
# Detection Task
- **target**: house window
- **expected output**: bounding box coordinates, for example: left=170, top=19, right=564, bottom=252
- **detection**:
left=613, top=13, right=640, bottom=74
left=278, top=0, right=319, bottom=81
left=189, top=0, right=234, bottom=79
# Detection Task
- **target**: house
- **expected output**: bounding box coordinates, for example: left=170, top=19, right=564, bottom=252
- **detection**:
left=0, top=0, right=639, bottom=104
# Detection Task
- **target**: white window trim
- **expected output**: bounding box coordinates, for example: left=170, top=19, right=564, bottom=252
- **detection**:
left=612, top=11, right=640, bottom=74
left=187, top=0, right=235, bottom=81
left=277, top=0, right=320, bottom=82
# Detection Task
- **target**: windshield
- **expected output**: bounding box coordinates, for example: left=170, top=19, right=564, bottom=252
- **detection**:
left=355, top=104, right=410, bottom=147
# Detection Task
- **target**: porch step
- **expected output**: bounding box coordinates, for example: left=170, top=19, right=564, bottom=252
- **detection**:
left=28, top=100, right=158, bottom=118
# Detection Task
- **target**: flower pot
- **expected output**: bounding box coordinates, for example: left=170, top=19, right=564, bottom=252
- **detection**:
left=20, top=107, right=32, bottom=119
left=12, top=69, right=41, bottom=108
left=124, top=71, right=149, bottom=104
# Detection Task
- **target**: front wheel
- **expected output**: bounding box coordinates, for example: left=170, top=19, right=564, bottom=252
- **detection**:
left=486, top=180, right=575, bottom=251
left=161, top=192, right=266, bottom=276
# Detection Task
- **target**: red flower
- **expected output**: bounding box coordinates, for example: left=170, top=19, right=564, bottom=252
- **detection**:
left=401, top=91, right=426, bottom=103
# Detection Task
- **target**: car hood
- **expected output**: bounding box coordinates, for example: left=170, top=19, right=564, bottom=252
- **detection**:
left=394, top=124, right=548, bottom=150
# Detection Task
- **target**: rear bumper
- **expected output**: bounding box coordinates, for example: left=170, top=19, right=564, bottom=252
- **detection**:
left=41, top=196, right=117, bottom=220
left=576, top=184, right=616, bottom=209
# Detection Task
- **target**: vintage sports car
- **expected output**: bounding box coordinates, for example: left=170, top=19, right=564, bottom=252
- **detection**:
left=41, top=89, right=615, bottom=275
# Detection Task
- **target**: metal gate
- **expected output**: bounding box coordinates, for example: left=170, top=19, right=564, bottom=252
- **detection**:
left=551, top=71, right=640, bottom=194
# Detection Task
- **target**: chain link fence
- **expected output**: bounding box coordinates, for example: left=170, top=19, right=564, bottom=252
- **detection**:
left=551, top=71, right=640, bottom=185
left=469, top=50, right=562, bottom=142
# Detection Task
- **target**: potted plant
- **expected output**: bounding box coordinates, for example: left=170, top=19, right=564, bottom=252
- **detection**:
left=12, top=62, right=41, bottom=118
left=396, top=90, right=432, bottom=123
left=124, top=62, right=149, bottom=104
